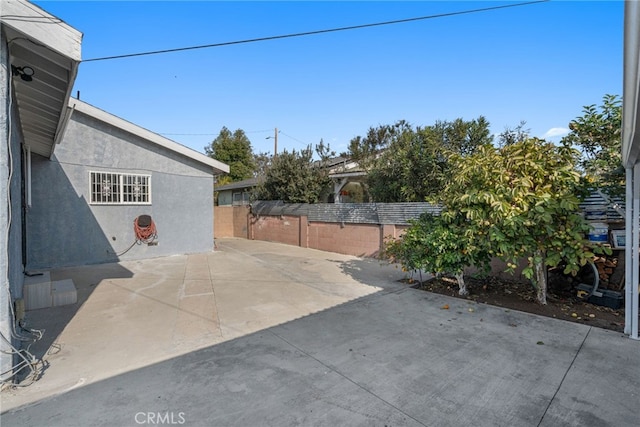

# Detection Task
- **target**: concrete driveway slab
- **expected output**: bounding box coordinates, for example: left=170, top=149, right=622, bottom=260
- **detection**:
left=0, top=238, right=398, bottom=412
left=1, top=238, right=638, bottom=427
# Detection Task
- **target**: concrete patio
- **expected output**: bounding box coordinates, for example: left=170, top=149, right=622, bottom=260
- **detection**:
left=0, top=238, right=638, bottom=426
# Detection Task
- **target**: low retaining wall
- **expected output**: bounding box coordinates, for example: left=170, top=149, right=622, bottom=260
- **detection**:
left=215, top=202, right=425, bottom=257
left=214, top=201, right=530, bottom=282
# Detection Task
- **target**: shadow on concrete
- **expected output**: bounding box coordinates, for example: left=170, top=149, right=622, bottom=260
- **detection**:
left=333, top=257, right=409, bottom=292
left=20, top=263, right=133, bottom=383
left=22, top=153, right=135, bottom=382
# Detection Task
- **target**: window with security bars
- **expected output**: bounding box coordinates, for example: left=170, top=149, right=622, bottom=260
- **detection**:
left=90, top=171, right=151, bottom=205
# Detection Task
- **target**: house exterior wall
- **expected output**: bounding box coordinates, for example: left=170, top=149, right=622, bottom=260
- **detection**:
left=27, top=110, right=215, bottom=269
left=1, top=35, right=26, bottom=382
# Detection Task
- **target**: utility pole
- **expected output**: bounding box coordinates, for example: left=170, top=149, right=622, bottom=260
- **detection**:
left=266, top=128, right=279, bottom=157
left=273, top=127, right=278, bottom=157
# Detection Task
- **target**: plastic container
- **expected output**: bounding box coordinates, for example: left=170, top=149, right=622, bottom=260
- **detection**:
left=588, top=222, right=609, bottom=243
left=584, top=205, right=608, bottom=220
left=589, top=290, right=623, bottom=309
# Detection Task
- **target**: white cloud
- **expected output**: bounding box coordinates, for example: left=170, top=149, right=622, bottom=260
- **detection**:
left=541, top=127, right=570, bottom=139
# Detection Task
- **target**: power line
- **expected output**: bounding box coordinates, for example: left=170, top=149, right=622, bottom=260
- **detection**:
left=158, top=128, right=273, bottom=136
left=83, top=1, right=549, bottom=62
left=280, top=131, right=310, bottom=147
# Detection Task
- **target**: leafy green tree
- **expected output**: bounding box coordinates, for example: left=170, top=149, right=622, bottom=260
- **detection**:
left=253, top=151, right=272, bottom=178
left=387, top=137, right=610, bottom=304
left=205, top=127, right=256, bottom=182
left=562, top=94, right=623, bottom=197
left=366, top=125, right=448, bottom=202
left=385, top=212, right=492, bottom=295
left=439, top=138, right=609, bottom=304
left=431, top=116, right=492, bottom=156
left=348, top=118, right=492, bottom=202
left=253, top=141, right=334, bottom=203
left=498, top=121, right=530, bottom=146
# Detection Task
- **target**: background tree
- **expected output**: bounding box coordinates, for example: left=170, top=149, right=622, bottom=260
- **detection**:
left=562, top=94, right=623, bottom=197
left=365, top=124, right=448, bottom=202
left=498, top=121, right=530, bottom=146
left=205, top=127, right=256, bottom=182
left=253, top=141, right=334, bottom=203
left=253, top=151, right=272, bottom=179
left=431, top=116, right=492, bottom=156
left=348, top=118, right=492, bottom=202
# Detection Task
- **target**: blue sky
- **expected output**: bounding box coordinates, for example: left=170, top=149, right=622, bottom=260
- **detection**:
left=33, top=1, right=623, bottom=157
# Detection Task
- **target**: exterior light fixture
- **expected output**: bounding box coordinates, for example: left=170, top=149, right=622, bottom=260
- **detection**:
left=11, top=65, right=35, bottom=82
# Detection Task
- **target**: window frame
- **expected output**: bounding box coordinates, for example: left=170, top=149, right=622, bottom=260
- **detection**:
left=89, top=171, right=152, bottom=205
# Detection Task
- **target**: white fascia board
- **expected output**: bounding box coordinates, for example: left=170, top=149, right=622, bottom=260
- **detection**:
left=623, top=1, right=640, bottom=168
left=329, top=171, right=367, bottom=179
left=1, top=0, right=82, bottom=62
left=69, top=99, right=230, bottom=175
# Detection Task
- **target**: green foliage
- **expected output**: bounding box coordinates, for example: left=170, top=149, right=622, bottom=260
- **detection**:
left=253, top=151, right=272, bottom=178
left=430, top=116, right=493, bottom=156
left=348, top=118, right=492, bottom=202
left=386, top=137, right=610, bottom=305
left=443, top=138, right=609, bottom=303
left=385, top=212, right=492, bottom=278
left=253, top=141, right=334, bottom=203
left=205, top=127, right=256, bottom=182
left=562, top=94, right=623, bottom=198
left=497, top=121, right=530, bottom=146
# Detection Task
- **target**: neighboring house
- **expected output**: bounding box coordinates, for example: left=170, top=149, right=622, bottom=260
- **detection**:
left=325, top=156, right=367, bottom=203
left=216, top=177, right=257, bottom=206
left=1, top=0, right=229, bottom=383
left=215, top=156, right=367, bottom=205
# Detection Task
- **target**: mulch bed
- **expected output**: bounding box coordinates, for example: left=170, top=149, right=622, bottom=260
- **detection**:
left=409, top=275, right=625, bottom=333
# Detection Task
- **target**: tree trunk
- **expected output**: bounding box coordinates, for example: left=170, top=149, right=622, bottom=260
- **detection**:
left=455, top=272, right=468, bottom=296
left=534, top=250, right=547, bottom=305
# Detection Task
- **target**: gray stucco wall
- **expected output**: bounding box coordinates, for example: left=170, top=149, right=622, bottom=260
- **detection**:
left=1, top=33, right=26, bottom=382
left=27, top=109, right=215, bottom=269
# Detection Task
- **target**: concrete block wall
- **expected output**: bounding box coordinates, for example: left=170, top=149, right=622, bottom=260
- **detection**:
left=250, top=215, right=302, bottom=247
left=214, top=206, right=250, bottom=239
left=215, top=202, right=421, bottom=259
left=308, top=222, right=381, bottom=257
left=245, top=212, right=406, bottom=258
left=214, top=206, right=234, bottom=238
left=233, top=206, right=250, bottom=239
